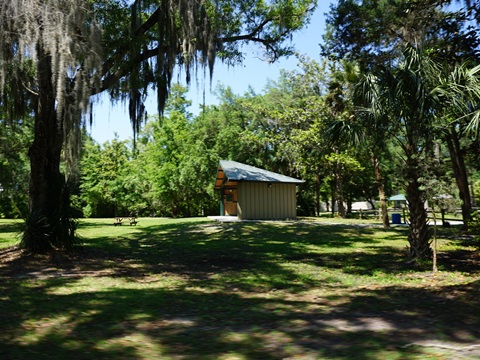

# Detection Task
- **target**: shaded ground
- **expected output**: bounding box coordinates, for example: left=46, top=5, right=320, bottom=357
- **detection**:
left=1, top=220, right=479, bottom=359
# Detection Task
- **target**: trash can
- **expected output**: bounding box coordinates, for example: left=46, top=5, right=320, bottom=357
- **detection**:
left=391, top=213, right=401, bottom=224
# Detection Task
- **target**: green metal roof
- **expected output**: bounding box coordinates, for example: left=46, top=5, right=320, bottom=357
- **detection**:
left=219, top=160, right=304, bottom=184
left=388, top=194, right=407, bottom=201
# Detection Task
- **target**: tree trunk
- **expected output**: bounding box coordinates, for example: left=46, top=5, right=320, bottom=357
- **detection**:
left=336, top=161, right=346, bottom=218
left=22, top=46, right=66, bottom=252
left=445, top=128, right=472, bottom=230
left=373, top=154, right=390, bottom=228
left=405, top=155, right=431, bottom=260
left=330, top=183, right=335, bottom=217
left=315, top=173, right=321, bottom=216
left=346, top=198, right=352, bottom=215
left=432, top=209, right=438, bottom=273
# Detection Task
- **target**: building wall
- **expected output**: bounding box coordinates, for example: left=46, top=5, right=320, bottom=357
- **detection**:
left=237, top=182, right=297, bottom=220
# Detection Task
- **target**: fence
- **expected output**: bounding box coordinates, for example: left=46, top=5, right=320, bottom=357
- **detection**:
left=348, top=207, right=469, bottom=225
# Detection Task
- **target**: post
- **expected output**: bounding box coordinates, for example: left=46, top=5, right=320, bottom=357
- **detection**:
left=219, top=187, right=225, bottom=216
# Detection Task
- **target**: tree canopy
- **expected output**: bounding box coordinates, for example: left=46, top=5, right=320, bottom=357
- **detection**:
left=0, top=0, right=316, bottom=251
left=322, top=0, right=480, bottom=70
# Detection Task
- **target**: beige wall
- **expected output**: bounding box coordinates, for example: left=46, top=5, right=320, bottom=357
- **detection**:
left=237, top=182, right=297, bottom=220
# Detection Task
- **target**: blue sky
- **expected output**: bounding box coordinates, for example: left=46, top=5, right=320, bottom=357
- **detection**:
left=89, top=1, right=334, bottom=144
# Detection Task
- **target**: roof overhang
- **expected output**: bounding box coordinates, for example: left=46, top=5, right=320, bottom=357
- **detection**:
left=214, top=160, right=304, bottom=190
left=214, top=166, right=238, bottom=190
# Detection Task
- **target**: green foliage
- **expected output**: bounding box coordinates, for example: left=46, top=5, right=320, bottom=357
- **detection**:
left=468, top=210, right=480, bottom=235
left=20, top=209, right=51, bottom=252
left=1, top=0, right=316, bottom=254
left=419, top=154, right=461, bottom=213
left=323, top=0, right=480, bottom=70
left=79, top=85, right=221, bottom=218
left=0, top=116, right=32, bottom=218
left=20, top=181, right=79, bottom=252
left=94, top=0, right=317, bottom=127
left=80, top=136, right=132, bottom=217
left=135, top=87, right=203, bottom=216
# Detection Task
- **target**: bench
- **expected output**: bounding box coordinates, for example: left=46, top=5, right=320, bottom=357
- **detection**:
left=113, top=217, right=123, bottom=226
left=129, top=217, right=138, bottom=226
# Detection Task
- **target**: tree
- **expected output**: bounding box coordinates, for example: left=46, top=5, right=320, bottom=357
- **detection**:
left=138, top=89, right=193, bottom=217
left=243, top=56, right=372, bottom=217
left=362, top=46, right=480, bottom=260
left=256, top=57, right=331, bottom=215
left=419, top=156, right=460, bottom=271
left=128, top=83, right=220, bottom=217
left=0, top=116, right=32, bottom=218
left=80, top=136, right=132, bottom=218
left=0, top=0, right=316, bottom=252
left=323, top=0, right=480, bottom=71
left=1, top=0, right=103, bottom=251
left=361, top=47, right=438, bottom=261
left=331, top=68, right=396, bottom=228
left=434, top=63, right=480, bottom=228
left=324, top=0, right=480, bottom=230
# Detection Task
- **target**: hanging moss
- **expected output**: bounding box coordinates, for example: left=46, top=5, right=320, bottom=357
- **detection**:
left=0, top=0, right=103, bottom=177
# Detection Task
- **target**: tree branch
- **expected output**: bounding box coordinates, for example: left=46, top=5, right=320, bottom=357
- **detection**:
left=97, top=3, right=312, bottom=94
left=98, top=4, right=162, bottom=91
left=96, top=48, right=159, bottom=95
left=220, top=18, right=273, bottom=43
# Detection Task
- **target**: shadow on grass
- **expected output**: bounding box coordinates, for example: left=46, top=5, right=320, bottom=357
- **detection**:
left=1, top=220, right=479, bottom=359
left=0, top=221, right=23, bottom=249
left=72, top=221, right=416, bottom=288
left=0, top=222, right=23, bottom=233
left=1, top=275, right=479, bottom=359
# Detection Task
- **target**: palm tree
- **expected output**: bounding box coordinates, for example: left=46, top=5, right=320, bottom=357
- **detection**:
left=330, top=62, right=393, bottom=229
left=362, top=45, right=480, bottom=260
left=435, top=63, right=480, bottom=229
left=361, top=47, right=438, bottom=260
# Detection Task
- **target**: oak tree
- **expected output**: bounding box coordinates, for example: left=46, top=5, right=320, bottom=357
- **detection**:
left=0, top=0, right=316, bottom=252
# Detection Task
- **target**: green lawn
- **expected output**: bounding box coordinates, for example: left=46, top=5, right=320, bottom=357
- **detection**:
left=0, top=217, right=479, bottom=359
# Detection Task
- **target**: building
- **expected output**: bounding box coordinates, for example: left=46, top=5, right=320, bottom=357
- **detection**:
left=214, top=160, right=304, bottom=220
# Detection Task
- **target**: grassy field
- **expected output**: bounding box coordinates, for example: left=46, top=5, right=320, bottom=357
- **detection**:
left=0, top=217, right=479, bottom=359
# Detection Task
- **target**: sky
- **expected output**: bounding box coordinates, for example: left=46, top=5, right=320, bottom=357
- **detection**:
left=89, top=1, right=334, bottom=144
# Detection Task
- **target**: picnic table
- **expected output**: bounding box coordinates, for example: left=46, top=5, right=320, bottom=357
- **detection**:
left=113, top=216, right=138, bottom=226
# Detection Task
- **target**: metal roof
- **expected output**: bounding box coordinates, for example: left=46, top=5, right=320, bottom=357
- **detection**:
left=388, top=194, right=407, bottom=201
left=216, top=160, right=304, bottom=188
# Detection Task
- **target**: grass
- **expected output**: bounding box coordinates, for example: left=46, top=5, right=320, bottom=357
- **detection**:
left=0, top=217, right=479, bottom=359
left=0, top=219, right=23, bottom=248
